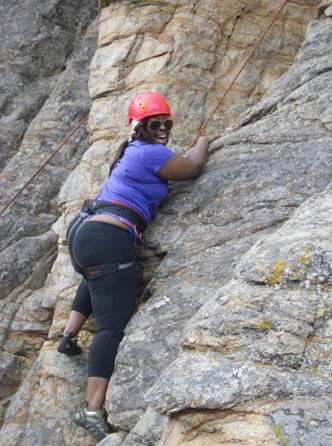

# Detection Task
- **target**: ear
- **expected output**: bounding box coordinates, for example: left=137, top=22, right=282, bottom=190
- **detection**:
left=134, top=127, right=143, bottom=138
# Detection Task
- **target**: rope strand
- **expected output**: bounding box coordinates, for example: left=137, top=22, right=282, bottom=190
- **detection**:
left=0, top=112, right=89, bottom=218
left=188, top=0, right=289, bottom=149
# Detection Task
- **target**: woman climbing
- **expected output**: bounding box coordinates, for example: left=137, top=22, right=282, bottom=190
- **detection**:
left=57, top=92, right=209, bottom=441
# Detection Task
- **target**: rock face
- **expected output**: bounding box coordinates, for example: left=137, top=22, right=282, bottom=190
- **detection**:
left=0, top=0, right=99, bottom=428
left=1, top=1, right=332, bottom=446
left=0, top=0, right=98, bottom=168
left=151, top=186, right=332, bottom=446
left=0, top=1, right=98, bottom=300
left=107, top=12, right=332, bottom=446
left=146, top=16, right=332, bottom=446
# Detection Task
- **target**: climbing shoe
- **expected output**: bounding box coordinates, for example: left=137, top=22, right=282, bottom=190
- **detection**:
left=57, top=332, right=82, bottom=356
left=73, top=407, right=112, bottom=441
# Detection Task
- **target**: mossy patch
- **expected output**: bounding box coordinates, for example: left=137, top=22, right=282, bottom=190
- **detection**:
left=298, top=246, right=313, bottom=267
left=99, top=0, right=110, bottom=7
left=274, top=425, right=288, bottom=445
left=310, top=364, right=319, bottom=375
left=256, top=320, right=272, bottom=331
left=267, top=260, right=285, bottom=286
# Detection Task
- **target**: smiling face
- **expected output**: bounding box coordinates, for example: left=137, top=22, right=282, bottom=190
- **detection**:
left=138, top=115, right=173, bottom=145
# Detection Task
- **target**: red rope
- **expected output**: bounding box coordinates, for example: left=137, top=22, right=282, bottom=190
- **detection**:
left=188, top=0, right=289, bottom=149
left=0, top=112, right=89, bottom=218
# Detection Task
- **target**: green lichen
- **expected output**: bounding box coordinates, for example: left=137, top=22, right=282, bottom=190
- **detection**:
left=298, top=246, right=313, bottom=267
left=310, top=365, right=319, bottom=375
left=267, top=260, right=285, bottom=286
left=274, top=425, right=288, bottom=445
left=256, top=320, right=273, bottom=331
left=99, top=0, right=110, bottom=7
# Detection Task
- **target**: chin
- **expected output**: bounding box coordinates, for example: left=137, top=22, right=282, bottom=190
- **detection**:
left=155, top=137, right=168, bottom=145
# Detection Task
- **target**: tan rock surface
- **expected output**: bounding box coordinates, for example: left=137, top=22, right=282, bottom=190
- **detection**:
left=89, top=0, right=318, bottom=150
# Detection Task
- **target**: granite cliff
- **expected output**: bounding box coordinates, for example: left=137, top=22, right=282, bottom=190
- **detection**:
left=0, top=1, right=331, bottom=445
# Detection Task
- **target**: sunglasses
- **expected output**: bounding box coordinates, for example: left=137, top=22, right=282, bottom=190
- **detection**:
left=147, top=118, right=173, bottom=132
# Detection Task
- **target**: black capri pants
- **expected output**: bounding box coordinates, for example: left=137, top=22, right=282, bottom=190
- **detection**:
left=67, top=218, right=137, bottom=379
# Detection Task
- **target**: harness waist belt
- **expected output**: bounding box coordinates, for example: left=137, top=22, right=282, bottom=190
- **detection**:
left=81, top=199, right=146, bottom=234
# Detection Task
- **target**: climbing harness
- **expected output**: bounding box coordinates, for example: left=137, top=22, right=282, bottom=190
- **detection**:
left=65, top=197, right=145, bottom=278
left=73, top=198, right=146, bottom=241
left=0, top=0, right=289, bottom=217
left=66, top=213, right=135, bottom=280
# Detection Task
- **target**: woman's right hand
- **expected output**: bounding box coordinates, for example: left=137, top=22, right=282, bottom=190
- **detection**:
left=187, top=136, right=209, bottom=177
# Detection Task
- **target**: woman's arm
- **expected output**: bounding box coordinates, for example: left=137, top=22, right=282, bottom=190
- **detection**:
left=157, top=136, right=209, bottom=181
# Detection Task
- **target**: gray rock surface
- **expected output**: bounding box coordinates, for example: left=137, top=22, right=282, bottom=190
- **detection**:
left=0, top=0, right=98, bottom=428
left=105, top=17, right=332, bottom=444
left=0, top=0, right=97, bottom=168
left=0, top=6, right=99, bottom=300
left=142, top=17, right=332, bottom=445
left=236, top=185, right=332, bottom=287
left=147, top=351, right=332, bottom=414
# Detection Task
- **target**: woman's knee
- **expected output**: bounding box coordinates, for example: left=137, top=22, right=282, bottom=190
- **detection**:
left=71, top=280, right=93, bottom=317
left=88, top=327, right=124, bottom=378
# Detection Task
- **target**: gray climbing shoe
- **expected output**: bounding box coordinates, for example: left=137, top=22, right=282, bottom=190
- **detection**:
left=73, top=407, right=112, bottom=441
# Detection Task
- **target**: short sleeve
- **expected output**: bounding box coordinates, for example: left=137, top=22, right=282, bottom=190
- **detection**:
left=143, top=143, right=174, bottom=174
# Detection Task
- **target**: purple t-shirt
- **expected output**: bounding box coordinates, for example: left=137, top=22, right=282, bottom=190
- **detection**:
left=96, top=139, right=174, bottom=224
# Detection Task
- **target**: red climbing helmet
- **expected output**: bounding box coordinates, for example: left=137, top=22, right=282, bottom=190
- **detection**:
left=128, top=92, right=171, bottom=123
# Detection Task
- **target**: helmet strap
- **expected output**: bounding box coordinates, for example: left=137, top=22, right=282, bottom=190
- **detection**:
left=131, top=119, right=141, bottom=130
